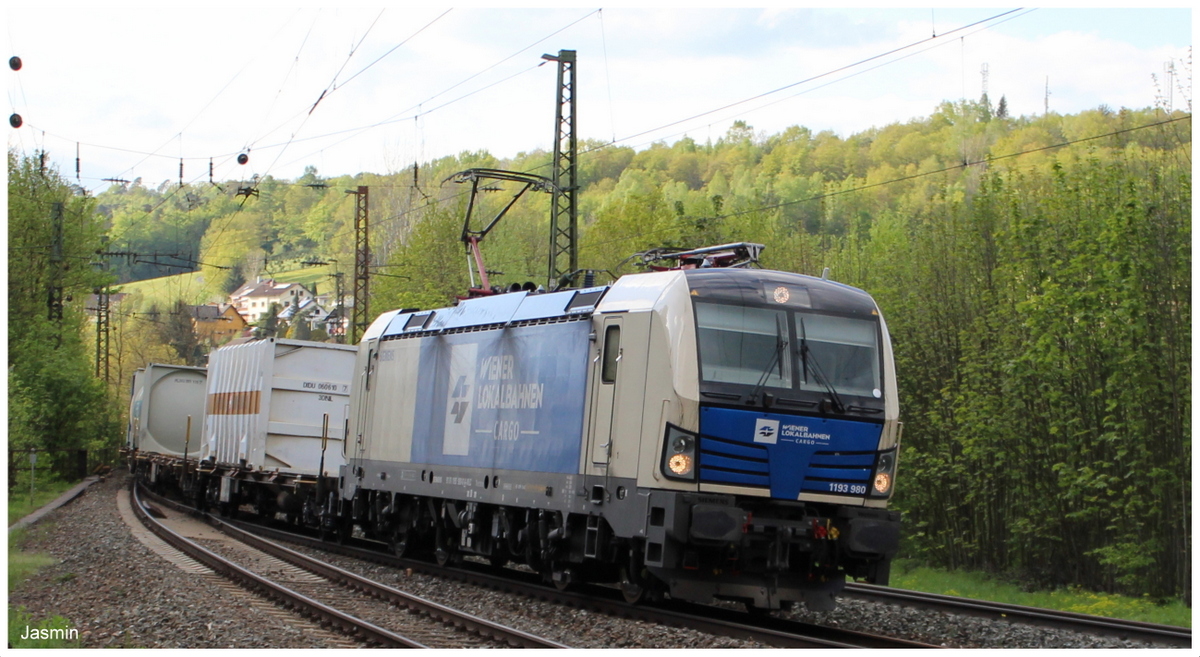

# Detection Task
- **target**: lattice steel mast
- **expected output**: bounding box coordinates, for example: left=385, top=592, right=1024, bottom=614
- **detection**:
left=544, top=50, right=577, bottom=290
left=349, top=186, right=370, bottom=344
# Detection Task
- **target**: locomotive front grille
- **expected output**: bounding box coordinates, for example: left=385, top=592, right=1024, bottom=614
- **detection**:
left=698, top=435, right=770, bottom=488
left=800, top=451, right=874, bottom=495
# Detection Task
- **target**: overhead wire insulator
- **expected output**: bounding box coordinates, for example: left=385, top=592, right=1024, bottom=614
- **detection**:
left=10, top=56, right=23, bottom=129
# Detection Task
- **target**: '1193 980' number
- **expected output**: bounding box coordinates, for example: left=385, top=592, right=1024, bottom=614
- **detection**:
left=829, top=483, right=867, bottom=495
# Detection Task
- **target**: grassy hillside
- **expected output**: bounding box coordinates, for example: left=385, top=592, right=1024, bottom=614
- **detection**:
left=117, top=265, right=335, bottom=311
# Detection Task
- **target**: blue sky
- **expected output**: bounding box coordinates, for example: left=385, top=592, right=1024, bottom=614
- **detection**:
left=4, top=6, right=1191, bottom=190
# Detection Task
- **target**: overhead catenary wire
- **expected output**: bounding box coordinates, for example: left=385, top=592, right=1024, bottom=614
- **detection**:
left=13, top=8, right=596, bottom=185
left=577, top=114, right=1194, bottom=254
left=590, top=8, right=1028, bottom=159
left=111, top=11, right=307, bottom=184
left=19, top=5, right=1165, bottom=275
left=67, top=102, right=1190, bottom=302
left=246, top=9, right=323, bottom=155
left=594, top=8, right=1037, bottom=157
left=266, top=8, right=599, bottom=171
left=502, top=7, right=1034, bottom=185
left=80, top=6, right=1065, bottom=272
left=598, top=8, right=617, bottom=144
left=251, top=10, right=389, bottom=186
left=112, top=114, right=1193, bottom=279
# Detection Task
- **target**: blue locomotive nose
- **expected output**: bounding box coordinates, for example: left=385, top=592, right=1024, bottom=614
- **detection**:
left=698, top=406, right=883, bottom=500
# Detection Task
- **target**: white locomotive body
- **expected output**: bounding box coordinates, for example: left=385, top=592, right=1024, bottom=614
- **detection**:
left=341, top=268, right=901, bottom=611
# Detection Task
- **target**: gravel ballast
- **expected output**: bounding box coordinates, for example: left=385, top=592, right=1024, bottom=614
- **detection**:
left=9, top=472, right=1181, bottom=649
left=10, top=473, right=340, bottom=649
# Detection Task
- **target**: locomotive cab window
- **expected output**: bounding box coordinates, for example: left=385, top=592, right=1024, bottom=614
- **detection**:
left=695, top=303, right=792, bottom=388
left=695, top=300, right=883, bottom=403
left=797, top=313, right=880, bottom=398
left=601, top=325, right=620, bottom=383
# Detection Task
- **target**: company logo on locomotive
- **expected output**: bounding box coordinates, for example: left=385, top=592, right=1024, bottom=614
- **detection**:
left=753, top=418, right=779, bottom=444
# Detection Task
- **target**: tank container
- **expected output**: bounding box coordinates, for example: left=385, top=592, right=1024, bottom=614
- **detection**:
left=127, top=363, right=208, bottom=457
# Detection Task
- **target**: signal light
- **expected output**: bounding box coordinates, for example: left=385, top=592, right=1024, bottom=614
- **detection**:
left=237, top=153, right=249, bottom=165
left=9, top=56, right=21, bottom=71
left=9, top=113, right=21, bottom=129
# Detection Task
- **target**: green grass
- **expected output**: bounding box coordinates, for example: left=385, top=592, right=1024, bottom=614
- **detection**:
left=890, top=559, right=1191, bottom=628
left=119, top=269, right=225, bottom=309
left=10, top=519, right=83, bottom=647
left=7, top=477, right=78, bottom=527
left=8, top=607, right=82, bottom=648
left=8, top=530, right=56, bottom=591
left=120, top=264, right=334, bottom=310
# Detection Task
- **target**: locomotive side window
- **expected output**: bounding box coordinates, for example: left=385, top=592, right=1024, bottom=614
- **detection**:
left=601, top=325, right=620, bottom=383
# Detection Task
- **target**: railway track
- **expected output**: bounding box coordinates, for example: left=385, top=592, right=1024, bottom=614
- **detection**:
left=140, top=486, right=1188, bottom=649
left=843, top=582, right=1191, bottom=648
left=132, top=483, right=567, bottom=649
left=184, top=504, right=937, bottom=648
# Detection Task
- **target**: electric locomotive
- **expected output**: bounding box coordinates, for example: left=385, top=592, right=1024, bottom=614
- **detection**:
left=339, top=259, right=901, bottom=612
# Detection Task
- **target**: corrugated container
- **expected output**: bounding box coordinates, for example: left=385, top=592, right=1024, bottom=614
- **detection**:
left=203, top=338, right=356, bottom=476
left=127, top=363, right=208, bottom=457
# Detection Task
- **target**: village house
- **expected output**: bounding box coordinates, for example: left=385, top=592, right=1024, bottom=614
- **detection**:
left=229, top=279, right=315, bottom=324
left=187, top=304, right=249, bottom=345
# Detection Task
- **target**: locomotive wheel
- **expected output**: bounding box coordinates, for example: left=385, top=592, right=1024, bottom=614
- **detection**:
left=619, top=567, right=645, bottom=604
left=547, top=565, right=572, bottom=591
left=390, top=530, right=411, bottom=557
left=434, top=546, right=461, bottom=567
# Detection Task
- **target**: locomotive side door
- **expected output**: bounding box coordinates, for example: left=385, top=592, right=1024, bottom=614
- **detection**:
left=352, top=340, right=379, bottom=466
left=588, top=315, right=623, bottom=468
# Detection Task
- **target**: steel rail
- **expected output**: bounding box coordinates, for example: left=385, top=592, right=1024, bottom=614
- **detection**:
left=139, top=485, right=567, bottom=649
left=204, top=510, right=936, bottom=649
left=130, top=483, right=426, bottom=648
left=844, top=582, right=1191, bottom=648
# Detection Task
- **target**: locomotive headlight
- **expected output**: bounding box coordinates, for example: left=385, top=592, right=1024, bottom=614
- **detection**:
left=668, top=453, right=694, bottom=476
left=869, top=449, right=897, bottom=498
left=873, top=472, right=892, bottom=494
left=661, top=424, right=699, bottom=481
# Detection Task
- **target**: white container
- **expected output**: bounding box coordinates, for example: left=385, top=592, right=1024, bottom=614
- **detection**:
left=203, top=338, right=356, bottom=476
left=127, top=363, right=208, bottom=457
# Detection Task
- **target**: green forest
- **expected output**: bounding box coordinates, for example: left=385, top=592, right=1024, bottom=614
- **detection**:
left=9, top=96, right=1191, bottom=601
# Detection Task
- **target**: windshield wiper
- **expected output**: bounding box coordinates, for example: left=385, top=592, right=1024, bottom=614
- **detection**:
left=748, top=315, right=787, bottom=406
left=799, top=317, right=845, bottom=414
